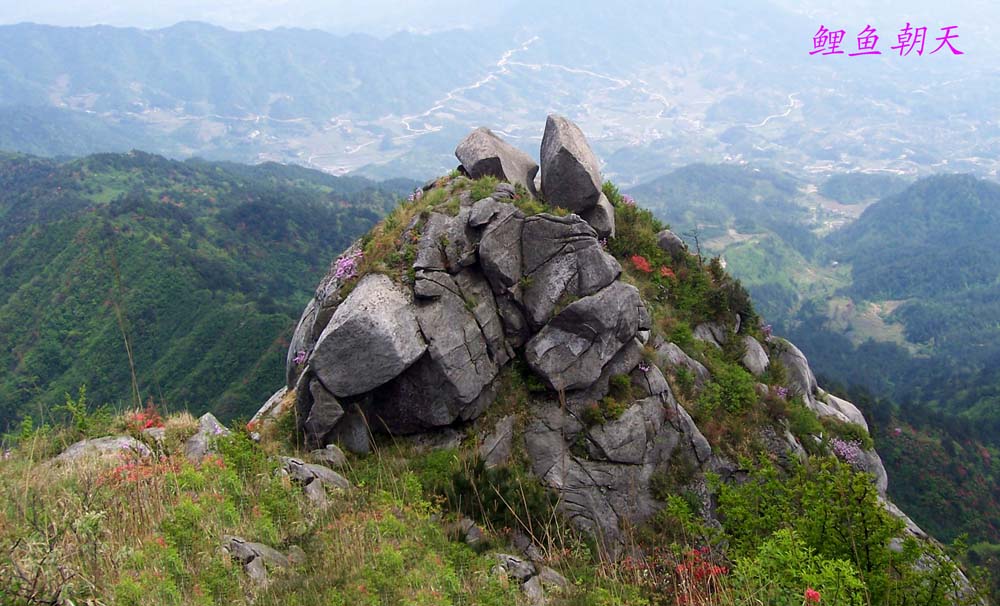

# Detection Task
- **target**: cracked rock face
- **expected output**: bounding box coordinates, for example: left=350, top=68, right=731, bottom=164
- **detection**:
left=524, top=281, right=642, bottom=392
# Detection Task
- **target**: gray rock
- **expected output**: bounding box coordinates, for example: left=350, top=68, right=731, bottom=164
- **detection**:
left=55, top=436, right=151, bottom=463
left=455, top=127, right=539, bottom=196
left=538, top=566, right=569, bottom=591
left=496, top=295, right=531, bottom=348
left=479, top=415, right=515, bottom=468
left=741, top=335, right=770, bottom=376
left=469, top=197, right=501, bottom=227
left=581, top=193, right=615, bottom=239
left=656, top=230, right=687, bottom=257
left=244, top=557, right=269, bottom=585
left=406, top=428, right=464, bottom=452
left=311, top=274, right=427, bottom=397
left=540, top=114, right=603, bottom=212
left=224, top=535, right=291, bottom=585
left=692, top=322, right=727, bottom=348
left=249, top=386, right=290, bottom=432
left=859, top=449, right=889, bottom=496
left=184, top=413, right=231, bottom=463
left=286, top=298, right=317, bottom=387
left=525, top=282, right=641, bottom=392
left=776, top=339, right=818, bottom=407
left=303, top=478, right=329, bottom=507
left=493, top=182, right=517, bottom=199
left=142, top=427, right=166, bottom=445
left=303, top=379, right=344, bottom=449
left=455, top=268, right=513, bottom=367
left=478, top=205, right=524, bottom=294
left=522, top=575, right=546, bottom=606
left=654, top=341, right=711, bottom=389
left=822, top=393, right=870, bottom=431
left=309, top=444, right=347, bottom=469
left=521, top=214, right=621, bottom=327
left=632, top=364, right=671, bottom=399
left=414, top=271, right=500, bottom=404
left=329, top=404, right=371, bottom=454
left=413, top=210, right=479, bottom=273
left=281, top=457, right=350, bottom=490
left=524, top=390, right=712, bottom=558
left=493, top=553, right=536, bottom=582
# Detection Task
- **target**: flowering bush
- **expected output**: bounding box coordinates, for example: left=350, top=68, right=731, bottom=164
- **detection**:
left=804, top=587, right=822, bottom=603
left=773, top=386, right=789, bottom=400
left=631, top=254, right=653, bottom=273
left=622, top=194, right=636, bottom=207
left=660, top=266, right=676, bottom=279
left=292, top=349, right=308, bottom=365
left=126, top=401, right=164, bottom=432
left=674, top=546, right=729, bottom=605
left=333, top=249, right=364, bottom=281
left=829, top=438, right=864, bottom=467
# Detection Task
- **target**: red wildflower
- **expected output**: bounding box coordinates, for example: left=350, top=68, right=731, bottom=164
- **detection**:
left=631, top=255, right=652, bottom=273
left=660, top=266, right=675, bottom=279
left=805, top=587, right=821, bottom=603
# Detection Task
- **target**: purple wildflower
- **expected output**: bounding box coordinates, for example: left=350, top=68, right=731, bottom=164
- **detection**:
left=407, top=188, right=424, bottom=202
left=293, top=350, right=308, bottom=365
left=622, top=194, right=636, bottom=207
left=761, top=324, right=773, bottom=340
left=599, top=238, right=608, bottom=250
left=638, top=360, right=651, bottom=373
left=774, top=386, right=789, bottom=400
left=830, top=437, right=864, bottom=467
left=333, top=249, right=363, bottom=281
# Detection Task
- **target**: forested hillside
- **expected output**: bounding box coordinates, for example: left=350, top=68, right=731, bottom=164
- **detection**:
left=0, top=151, right=416, bottom=426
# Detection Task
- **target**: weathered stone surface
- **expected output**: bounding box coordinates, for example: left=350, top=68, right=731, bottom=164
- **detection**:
left=414, top=271, right=500, bottom=404
left=414, top=211, right=478, bottom=272
left=309, top=444, right=347, bottom=469
left=822, top=392, right=870, bottom=431
left=493, top=182, right=517, bottom=199
left=654, top=340, right=711, bottom=389
left=329, top=404, right=371, bottom=454
left=525, top=388, right=711, bottom=557
left=469, top=197, right=501, bottom=227
left=493, top=553, right=536, bottom=582
left=522, top=575, right=545, bottom=606
left=777, top=339, right=818, bottom=403
left=286, top=298, right=317, bottom=386
left=540, top=114, right=602, bottom=212
left=525, top=282, right=641, bottom=392
left=495, top=295, right=531, bottom=348
left=455, top=268, right=513, bottom=367
left=741, top=335, right=770, bottom=376
left=224, top=535, right=292, bottom=585
left=478, top=205, right=524, bottom=295
left=581, top=193, right=615, bottom=239
left=311, top=274, right=427, bottom=397
left=184, top=413, right=231, bottom=462
left=521, top=214, right=621, bottom=327
left=303, top=379, right=344, bottom=449
left=55, top=436, right=151, bottom=463
left=456, top=127, right=539, bottom=196
left=249, top=386, right=290, bottom=432
left=656, top=230, right=687, bottom=257
left=860, top=449, right=889, bottom=496
left=479, top=415, right=515, bottom=468
left=281, top=457, right=350, bottom=490
left=692, top=322, right=726, bottom=348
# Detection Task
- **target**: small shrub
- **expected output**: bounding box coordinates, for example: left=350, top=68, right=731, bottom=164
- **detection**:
left=470, top=176, right=499, bottom=201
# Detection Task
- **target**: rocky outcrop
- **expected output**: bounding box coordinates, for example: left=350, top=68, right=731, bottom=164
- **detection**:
left=262, top=117, right=935, bottom=572
left=456, top=127, right=539, bottom=196
left=185, top=413, right=231, bottom=462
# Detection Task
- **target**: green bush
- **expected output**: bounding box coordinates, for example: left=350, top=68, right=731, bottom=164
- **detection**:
left=697, top=362, right=758, bottom=416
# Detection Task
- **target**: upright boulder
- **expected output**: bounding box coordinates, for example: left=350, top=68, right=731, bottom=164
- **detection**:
left=310, top=274, right=427, bottom=397
left=540, top=114, right=603, bottom=213
left=456, top=127, right=539, bottom=196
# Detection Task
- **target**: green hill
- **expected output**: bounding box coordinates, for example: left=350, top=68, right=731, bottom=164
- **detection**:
left=0, top=150, right=416, bottom=427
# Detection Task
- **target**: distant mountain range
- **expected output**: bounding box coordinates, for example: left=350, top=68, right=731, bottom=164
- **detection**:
left=1, top=6, right=997, bottom=182
left=0, top=150, right=416, bottom=426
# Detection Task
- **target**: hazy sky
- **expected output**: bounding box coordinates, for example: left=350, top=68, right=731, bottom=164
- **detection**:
left=0, top=0, right=996, bottom=37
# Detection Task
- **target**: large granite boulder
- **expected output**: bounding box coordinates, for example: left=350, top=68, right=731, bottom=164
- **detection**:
left=657, top=229, right=687, bottom=257
left=456, top=127, right=539, bottom=196
left=654, top=340, right=711, bottom=389
left=310, top=274, right=427, bottom=397
left=741, top=335, right=770, bottom=376
left=525, top=282, right=643, bottom=392
left=520, top=213, right=621, bottom=328
left=540, top=114, right=603, bottom=213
